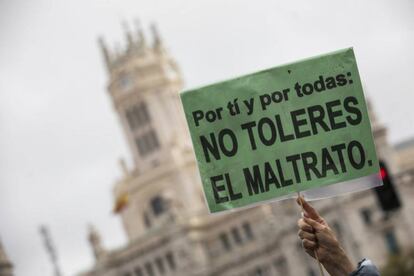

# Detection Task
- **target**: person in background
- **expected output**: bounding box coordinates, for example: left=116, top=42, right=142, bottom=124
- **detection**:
left=297, top=196, right=380, bottom=276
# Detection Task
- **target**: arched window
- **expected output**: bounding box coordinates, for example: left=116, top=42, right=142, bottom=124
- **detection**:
left=135, top=129, right=159, bottom=157
left=231, top=227, right=243, bottom=245
left=151, top=196, right=166, bottom=216
left=155, top=257, right=166, bottom=274
left=219, top=232, right=232, bottom=251
left=166, top=252, right=176, bottom=270
left=144, top=262, right=155, bottom=276
left=242, top=222, right=254, bottom=240
left=125, top=102, right=150, bottom=131
left=125, top=101, right=161, bottom=157
left=274, top=256, right=289, bottom=276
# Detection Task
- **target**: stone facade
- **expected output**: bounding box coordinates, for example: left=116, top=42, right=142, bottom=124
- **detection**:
left=78, top=23, right=414, bottom=276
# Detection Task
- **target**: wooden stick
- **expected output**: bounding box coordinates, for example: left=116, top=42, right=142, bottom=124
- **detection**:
left=297, top=192, right=325, bottom=276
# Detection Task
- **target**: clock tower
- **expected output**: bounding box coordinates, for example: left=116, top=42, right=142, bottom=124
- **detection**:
left=99, top=22, right=205, bottom=241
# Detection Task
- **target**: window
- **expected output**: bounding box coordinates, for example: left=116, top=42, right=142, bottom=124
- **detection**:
left=125, top=102, right=151, bottom=131
left=155, top=257, right=165, bottom=274
left=242, top=222, right=254, bottom=240
left=166, top=252, right=176, bottom=270
left=332, top=220, right=342, bottom=239
left=384, top=229, right=400, bottom=255
left=135, top=137, right=146, bottom=156
left=134, top=267, right=143, bottom=276
left=274, top=256, right=289, bottom=276
left=254, top=267, right=263, bottom=276
left=148, top=129, right=160, bottom=148
left=151, top=196, right=166, bottom=216
left=137, top=103, right=149, bottom=123
left=126, top=102, right=160, bottom=157
left=249, top=266, right=270, bottom=276
left=219, top=233, right=232, bottom=251
left=119, top=73, right=133, bottom=91
left=143, top=212, right=151, bottom=228
left=231, top=227, right=243, bottom=245
left=135, top=129, right=160, bottom=157
left=126, top=110, right=135, bottom=130
left=144, top=262, right=155, bottom=276
left=360, top=208, right=372, bottom=225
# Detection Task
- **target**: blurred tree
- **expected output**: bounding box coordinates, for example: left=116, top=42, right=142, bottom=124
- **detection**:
left=381, top=249, right=414, bottom=276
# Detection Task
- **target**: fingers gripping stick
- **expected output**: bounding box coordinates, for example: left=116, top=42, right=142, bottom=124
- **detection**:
left=297, top=192, right=325, bottom=276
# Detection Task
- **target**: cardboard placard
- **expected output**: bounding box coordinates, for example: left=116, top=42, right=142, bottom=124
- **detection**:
left=181, top=48, right=379, bottom=213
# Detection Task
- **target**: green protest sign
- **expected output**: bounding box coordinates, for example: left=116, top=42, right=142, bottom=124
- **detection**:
left=180, top=48, right=379, bottom=213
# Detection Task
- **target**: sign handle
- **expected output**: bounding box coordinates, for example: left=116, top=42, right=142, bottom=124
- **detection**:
left=297, top=192, right=325, bottom=276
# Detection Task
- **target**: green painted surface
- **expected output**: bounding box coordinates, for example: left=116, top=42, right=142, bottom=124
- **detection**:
left=181, top=48, right=379, bottom=213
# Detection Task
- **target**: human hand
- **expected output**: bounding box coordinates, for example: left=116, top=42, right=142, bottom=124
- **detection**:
left=297, top=196, right=355, bottom=276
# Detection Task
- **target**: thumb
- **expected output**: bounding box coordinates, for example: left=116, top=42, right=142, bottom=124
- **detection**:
left=304, top=217, right=325, bottom=232
left=297, top=196, right=322, bottom=221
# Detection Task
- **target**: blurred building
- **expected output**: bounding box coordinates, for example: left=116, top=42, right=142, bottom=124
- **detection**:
left=78, top=23, right=414, bottom=276
left=0, top=239, right=14, bottom=276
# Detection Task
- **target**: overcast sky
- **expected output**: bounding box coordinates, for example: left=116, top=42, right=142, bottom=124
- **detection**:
left=0, top=0, right=413, bottom=275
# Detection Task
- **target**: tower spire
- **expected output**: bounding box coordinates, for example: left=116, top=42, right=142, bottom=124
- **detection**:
left=134, top=19, right=146, bottom=48
left=98, top=37, right=112, bottom=71
left=88, top=225, right=106, bottom=261
left=0, top=239, right=14, bottom=276
left=39, top=225, right=62, bottom=276
left=122, top=21, right=134, bottom=50
left=150, top=23, right=163, bottom=51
